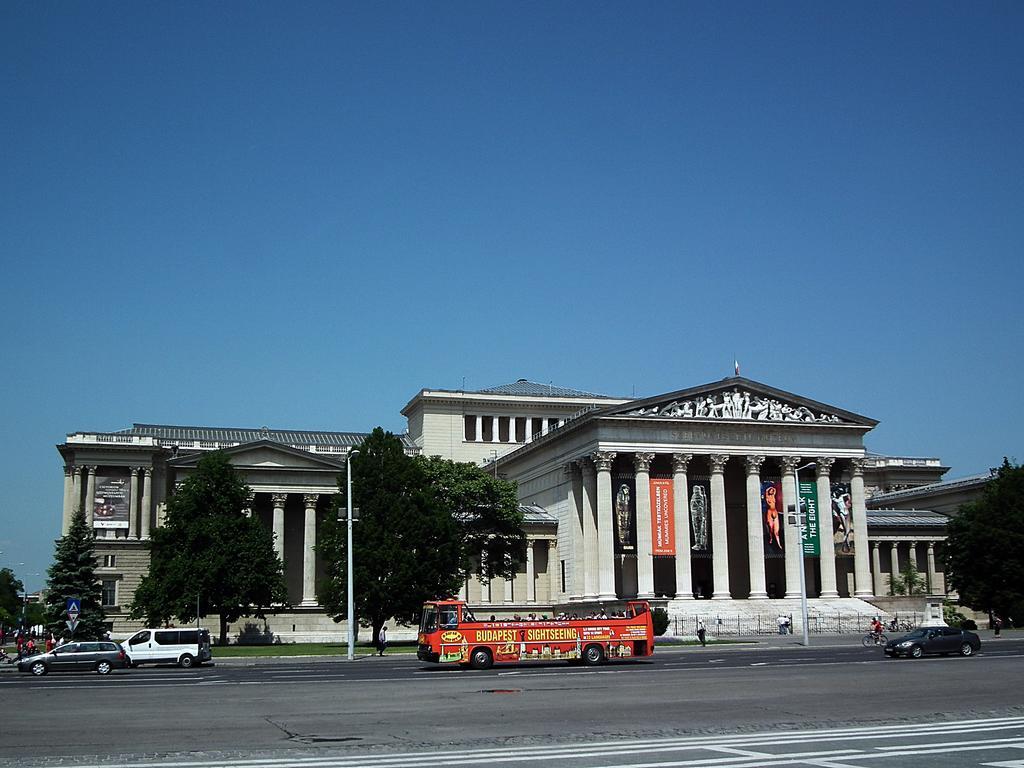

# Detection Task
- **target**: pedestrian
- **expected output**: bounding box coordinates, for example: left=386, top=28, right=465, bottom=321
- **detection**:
left=377, top=624, right=388, bottom=657
left=45, top=633, right=54, bottom=652
left=696, top=620, right=707, bottom=647
left=994, top=616, right=1002, bottom=637
left=777, top=615, right=787, bottom=635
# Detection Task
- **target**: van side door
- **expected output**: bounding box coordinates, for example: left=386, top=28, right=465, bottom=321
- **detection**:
left=127, top=630, right=152, bottom=662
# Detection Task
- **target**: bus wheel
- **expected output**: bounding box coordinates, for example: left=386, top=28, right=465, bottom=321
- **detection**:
left=583, top=644, right=604, bottom=666
left=470, top=647, right=493, bottom=670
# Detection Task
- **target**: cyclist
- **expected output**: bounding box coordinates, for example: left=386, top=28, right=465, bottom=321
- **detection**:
left=870, top=617, right=884, bottom=642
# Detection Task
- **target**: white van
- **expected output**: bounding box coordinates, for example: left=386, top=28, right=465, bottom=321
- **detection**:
left=124, top=628, right=212, bottom=668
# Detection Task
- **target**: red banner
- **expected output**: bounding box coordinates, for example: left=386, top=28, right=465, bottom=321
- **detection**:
left=649, top=479, right=676, bottom=555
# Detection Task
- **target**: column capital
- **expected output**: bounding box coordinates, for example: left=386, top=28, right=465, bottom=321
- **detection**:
left=579, top=457, right=596, bottom=478
left=815, top=457, right=836, bottom=476
left=927, top=541, right=935, bottom=551
left=245, top=490, right=256, bottom=504
left=174, top=480, right=184, bottom=494
left=671, top=452, right=693, bottom=473
left=779, top=456, right=802, bottom=474
left=709, top=454, right=730, bottom=473
left=303, top=493, right=320, bottom=508
left=143, top=466, right=153, bottom=477
left=633, top=452, right=655, bottom=473
left=86, top=465, right=98, bottom=475
left=872, top=540, right=879, bottom=551
left=64, top=464, right=75, bottom=477
left=130, top=466, right=141, bottom=476
left=850, top=457, right=866, bottom=477
left=272, top=493, right=288, bottom=506
left=910, top=539, right=918, bottom=547
left=744, top=455, right=766, bottom=474
left=592, top=451, right=616, bottom=472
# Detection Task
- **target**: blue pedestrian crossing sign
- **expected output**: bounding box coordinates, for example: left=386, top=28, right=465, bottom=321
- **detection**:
left=66, top=598, right=81, bottom=634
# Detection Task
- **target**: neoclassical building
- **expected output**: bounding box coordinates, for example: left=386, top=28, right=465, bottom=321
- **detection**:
left=57, top=376, right=960, bottom=639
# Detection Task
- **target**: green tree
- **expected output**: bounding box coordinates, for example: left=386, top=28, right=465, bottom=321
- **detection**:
left=945, top=458, right=1024, bottom=625
left=131, top=452, right=287, bottom=645
left=0, top=567, right=25, bottom=629
left=318, top=428, right=525, bottom=646
left=44, top=508, right=106, bottom=640
left=889, top=562, right=927, bottom=596
left=414, top=454, right=526, bottom=585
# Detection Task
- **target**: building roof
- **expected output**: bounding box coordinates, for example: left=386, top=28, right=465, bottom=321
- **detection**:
left=866, top=508, right=950, bottom=527
left=110, top=424, right=416, bottom=450
left=474, top=379, right=616, bottom=399
left=518, top=504, right=558, bottom=525
left=867, top=472, right=993, bottom=506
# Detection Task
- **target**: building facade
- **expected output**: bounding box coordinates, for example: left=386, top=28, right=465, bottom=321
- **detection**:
left=57, top=377, right=962, bottom=640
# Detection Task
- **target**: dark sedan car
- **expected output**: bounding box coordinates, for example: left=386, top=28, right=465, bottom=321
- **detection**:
left=18, top=641, right=127, bottom=676
left=884, top=626, right=981, bottom=658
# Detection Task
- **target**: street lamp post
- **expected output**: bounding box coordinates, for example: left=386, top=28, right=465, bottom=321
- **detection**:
left=346, top=448, right=360, bottom=661
left=790, top=462, right=816, bottom=647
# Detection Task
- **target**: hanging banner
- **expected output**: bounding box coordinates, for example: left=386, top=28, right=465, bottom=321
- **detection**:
left=688, top=479, right=710, bottom=553
left=649, top=478, right=675, bottom=556
left=93, top=473, right=130, bottom=529
left=612, top=476, right=636, bottom=554
left=830, top=483, right=854, bottom=556
left=761, top=480, right=784, bottom=554
left=798, top=480, right=820, bottom=556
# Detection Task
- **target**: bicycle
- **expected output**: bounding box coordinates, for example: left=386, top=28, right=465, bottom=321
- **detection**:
left=862, top=632, right=888, bottom=647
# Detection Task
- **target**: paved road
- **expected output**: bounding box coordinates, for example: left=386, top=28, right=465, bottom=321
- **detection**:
left=3, top=637, right=1022, bottom=767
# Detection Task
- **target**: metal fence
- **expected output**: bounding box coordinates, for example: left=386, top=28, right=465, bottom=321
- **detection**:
left=671, top=611, right=923, bottom=637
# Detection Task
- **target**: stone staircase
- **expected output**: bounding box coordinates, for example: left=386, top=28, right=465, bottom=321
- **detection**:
left=662, top=597, right=903, bottom=638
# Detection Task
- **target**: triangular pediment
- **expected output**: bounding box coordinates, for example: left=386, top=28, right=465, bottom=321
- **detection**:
left=603, top=377, right=877, bottom=427
left=167, top=440, right=346, bottom=470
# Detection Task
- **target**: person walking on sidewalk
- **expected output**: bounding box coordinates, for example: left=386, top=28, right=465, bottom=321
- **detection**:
left=696, top=619, right=707, bottom=647
left=377, top=625, right=388, bottom=656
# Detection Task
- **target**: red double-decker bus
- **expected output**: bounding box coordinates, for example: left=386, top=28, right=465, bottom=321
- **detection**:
left=417, top=600, right=655, bottom=669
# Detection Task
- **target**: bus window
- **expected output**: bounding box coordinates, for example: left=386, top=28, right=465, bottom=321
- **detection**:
left=421, top=606, right=438, bottom=633
left=440, top=608, right=459, bottom=628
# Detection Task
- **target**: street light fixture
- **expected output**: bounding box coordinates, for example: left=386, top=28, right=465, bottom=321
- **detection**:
left=346, top=448, right=360, bottom=661
left=790, top=462, right=816, bottom=647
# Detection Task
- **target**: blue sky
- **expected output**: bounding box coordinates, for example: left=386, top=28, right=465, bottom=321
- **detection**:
left=1, top=2, right=1021, bottom=591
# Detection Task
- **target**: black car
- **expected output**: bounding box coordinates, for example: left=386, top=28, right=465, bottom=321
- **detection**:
left=884, top=627, right=981, bottom=658
left=17, top=641, right=128, bottom=676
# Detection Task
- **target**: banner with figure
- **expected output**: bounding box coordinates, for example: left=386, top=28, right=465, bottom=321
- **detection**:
left=798, top=480, right=820, bottom=556
left=93, top=473, right=130, bottom=529
left=830, top=483, right=854, bottom=555
left=761, top=480, right=784, bottom=554
left=649, top=478, right=675, bottom=556
left=688, top=479, right=710, bottom=553
left=612, top=474, right=636, bottom=554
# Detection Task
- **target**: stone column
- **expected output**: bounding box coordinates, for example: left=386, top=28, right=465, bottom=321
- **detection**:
left=525, top=417, right=533, bottom=443
left=744, top=455, right=768, bottom=599
left=671, top=453, right=693, bottom=600
left=272, top=493, right=288, bottom=561
left=301, top=494, right=319, bottom=606
left=526, top=540, right=536, bottom=603
left=872, top=541, right=883, bottom=596
left=475, top=415, right=483, bottom=442
left=72, top=465, right=83, bottom=519
left=242, top=491, right=255, bottom=518
left=491, top=416, right=499, bottom=443
left=62, top=465, right=75, bottom=535
left=503, top=571, right=514, bottom=603
left=129, top=467, right=140, bottom=540
left=565, top=462, right=584, bottom=601
left=85, top=466, right=97, bottom=527
left=890, top=541, right=899, bottom=595
left=815, top=458, right=839, bottom=598
left=141, top=468, right=153, bottom=538
left=634, top=452, right=656, bottom=599
left=481, top=550, right=492, bottom=603
left=548, top=539, right=559, bottom=604
left=709, top=454, right=731, bottom=599
left=850, top=458, right=873, bottom=597
left=926, top=541, right=937, bottom=593
left=779, top=457, right=802, bottom=599
left=580, top=459, right=598, bottom=600
left=592, top=450, right=617, bottom=601
left=908, top=540, right=919, bottom=574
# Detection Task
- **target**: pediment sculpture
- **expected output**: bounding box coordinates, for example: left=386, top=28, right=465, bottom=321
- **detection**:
left=625, top=389, right=842, bottom=424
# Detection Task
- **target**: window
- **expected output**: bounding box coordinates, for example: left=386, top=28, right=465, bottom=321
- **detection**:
left=101, top=579, right=117, bottom=607
left=130, top=631, right=150, bottom=646
left=155, top=631, right=180, bottom=645
left=102, top=554, right=116, bottom=568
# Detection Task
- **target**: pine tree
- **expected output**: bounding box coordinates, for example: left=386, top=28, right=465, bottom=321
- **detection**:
left=44, top=507, right=106, bottom=640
